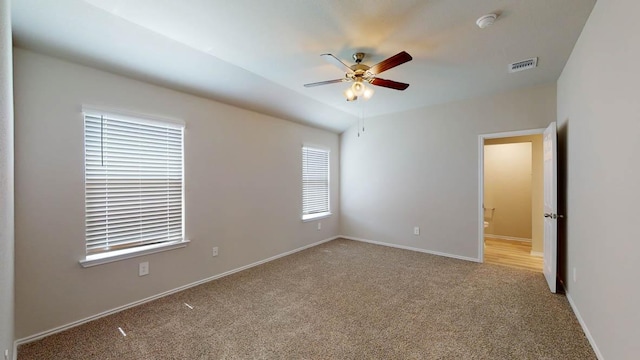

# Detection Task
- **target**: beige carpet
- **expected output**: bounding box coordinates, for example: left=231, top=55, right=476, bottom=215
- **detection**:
left=19, top=239, right=595, bottom=359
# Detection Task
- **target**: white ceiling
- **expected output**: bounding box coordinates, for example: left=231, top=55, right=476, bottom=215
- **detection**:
left=11, top=0, right=596, bottom=133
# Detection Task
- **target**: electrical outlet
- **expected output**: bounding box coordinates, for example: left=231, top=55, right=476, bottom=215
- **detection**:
left=413, top=226, right=420, bottom=235
left=573, top=267, right=577, bottom=282
left=212, top=247, right=218, bottom=257
left=138, top=262, right=149, bottom=276
left=4, top=349, right=8, bottom=360
left=317, top=222, right=322, bottom=231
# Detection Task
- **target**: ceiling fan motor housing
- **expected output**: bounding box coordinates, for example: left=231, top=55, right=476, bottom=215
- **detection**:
left=348, top=64, right=370, bottom=81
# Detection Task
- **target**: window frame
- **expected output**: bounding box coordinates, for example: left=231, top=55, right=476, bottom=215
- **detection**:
left=79, top=107, right=188, bottom=267
left=301, top=145, right=331, bottom=222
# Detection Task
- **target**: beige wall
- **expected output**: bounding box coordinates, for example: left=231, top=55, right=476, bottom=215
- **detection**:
left=13, top=48, right=340, bottom=339
left=0, top=0, right=14, bottom=356
left=340, top=83, right=556, bottom=259
left=557, top=0, right=640, bottom=358
left=483, top=142, right=532, bottom=239
left=485, top=135, right=543, bottom=253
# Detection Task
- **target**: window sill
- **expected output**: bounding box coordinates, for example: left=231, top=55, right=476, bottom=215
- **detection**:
left=302, top=212, right=332, bottom=222
left=79, top=239, right=190, bottom=268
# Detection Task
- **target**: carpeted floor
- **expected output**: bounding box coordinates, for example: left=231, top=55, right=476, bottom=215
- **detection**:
left=18, top=238, right=595, bottom=359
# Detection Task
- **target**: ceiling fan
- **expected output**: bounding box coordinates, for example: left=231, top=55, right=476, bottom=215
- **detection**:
left=304, top=51, right=413, bottom=101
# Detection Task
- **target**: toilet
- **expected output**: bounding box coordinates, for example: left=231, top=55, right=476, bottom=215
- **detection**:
left=483, top=207, right=494, bottom=229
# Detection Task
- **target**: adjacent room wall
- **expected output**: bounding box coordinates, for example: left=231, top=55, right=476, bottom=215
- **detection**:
left=557, top=0, right=640, bottom=358
left=13, top=48, right=340, bottom=340
left=340, top=83, right=555, bottom=259
left=0, top=0, right=15, bottom=357
left=484, top=135, right=543, bottom=253
left=483, top=142, right=532, bottom=240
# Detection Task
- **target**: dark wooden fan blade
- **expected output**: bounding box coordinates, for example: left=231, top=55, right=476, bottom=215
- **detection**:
left=303, top=79, right=349, bottom=87
left=321, top=54, right=354, bottom=73
left=370, top=77, right=410, bottom=90
left=368, top=51, right=413, bottom=75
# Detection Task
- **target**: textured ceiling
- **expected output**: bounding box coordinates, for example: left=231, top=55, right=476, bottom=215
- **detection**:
left=12, top=0, right=596, bottom=133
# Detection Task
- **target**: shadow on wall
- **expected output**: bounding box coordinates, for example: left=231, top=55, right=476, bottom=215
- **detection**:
left=557, top=120, right=569, bottom=291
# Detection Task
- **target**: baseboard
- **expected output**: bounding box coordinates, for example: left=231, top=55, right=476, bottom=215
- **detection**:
left=340, top=235, right=480, bottom=263
left=530, top=251, right=543, bottom=257
left=484, top=234, right=532, bottom=242
left=14, top=235, right=339, bottom=348
left=563, top=284, right=604, bottom=360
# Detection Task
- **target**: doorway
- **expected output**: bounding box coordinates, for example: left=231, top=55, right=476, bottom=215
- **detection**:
left=478, top=129, right=544, bottom=271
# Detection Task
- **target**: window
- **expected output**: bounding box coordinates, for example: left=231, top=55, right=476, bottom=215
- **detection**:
left=302, top=146, right=330, bottom=220
left=82, top=109, right=185, bottom=263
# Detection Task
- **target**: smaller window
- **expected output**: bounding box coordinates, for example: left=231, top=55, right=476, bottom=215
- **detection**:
left=302, top=146, right=330, bottom=221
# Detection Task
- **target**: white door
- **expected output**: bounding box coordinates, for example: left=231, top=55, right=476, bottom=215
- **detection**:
left=543, top=122, right=558, bottom=293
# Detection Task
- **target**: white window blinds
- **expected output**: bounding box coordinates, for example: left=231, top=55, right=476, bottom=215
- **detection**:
left=84, top=113, right=184, bottom=255
left=302, top=146, right=330, bottom=219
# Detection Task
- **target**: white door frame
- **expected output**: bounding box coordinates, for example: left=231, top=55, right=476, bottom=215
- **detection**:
left=477, top=128, right=545, bottom=263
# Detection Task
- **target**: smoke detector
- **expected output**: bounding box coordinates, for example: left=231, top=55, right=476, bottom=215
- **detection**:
left=476, top=14, right=497, bottom=29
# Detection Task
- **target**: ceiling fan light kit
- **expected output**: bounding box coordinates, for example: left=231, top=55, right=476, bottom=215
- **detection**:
left=304, top=51, right=412, bottom=101
left=476, top=13, right=498, bottom=29
left=362, top=87, right=374, bottom=100
left=344, top=88, right=357, bottom=101
left=351, top=81, right=366, bottom=96
left=344, top=82, right=374, bottom=102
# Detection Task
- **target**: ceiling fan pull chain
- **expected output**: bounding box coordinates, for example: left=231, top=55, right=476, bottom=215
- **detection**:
left=360, top=108, right=364, bottom=138
left=359, top=98, right=365, bottom=133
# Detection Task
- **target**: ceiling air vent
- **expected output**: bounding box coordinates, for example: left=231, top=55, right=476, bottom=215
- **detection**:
left=509, top=57, right=538, bottom=73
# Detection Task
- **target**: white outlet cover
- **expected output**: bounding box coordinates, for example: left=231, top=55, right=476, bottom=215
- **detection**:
left=212, top=247, right=218, bottom=256
left=414, top=227, right=420, bottom=235
left=139, top=262, right=149, bottom=276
